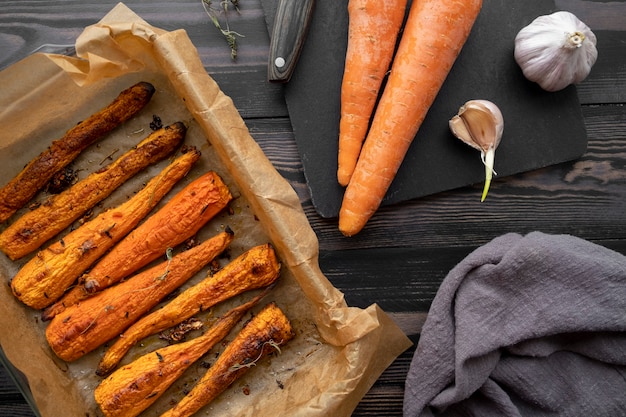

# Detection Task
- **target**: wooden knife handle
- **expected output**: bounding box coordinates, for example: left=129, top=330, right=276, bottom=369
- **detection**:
left=268, top=0, right=315, bottom=82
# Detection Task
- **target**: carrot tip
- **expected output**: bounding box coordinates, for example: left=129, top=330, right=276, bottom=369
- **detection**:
left=338, top=211, right=366, bottom=237
left=337, top=166, right=349, bottom=187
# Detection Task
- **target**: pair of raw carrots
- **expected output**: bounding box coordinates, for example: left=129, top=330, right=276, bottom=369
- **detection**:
left=337, top=0, right=483, bottom=236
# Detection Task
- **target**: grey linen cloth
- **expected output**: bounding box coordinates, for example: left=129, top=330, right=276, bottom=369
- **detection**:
left=404, top=232, right=626, bottom=417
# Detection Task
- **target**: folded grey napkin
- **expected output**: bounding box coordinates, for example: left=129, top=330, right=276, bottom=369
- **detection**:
left=404, top=232, right=626, bottom=417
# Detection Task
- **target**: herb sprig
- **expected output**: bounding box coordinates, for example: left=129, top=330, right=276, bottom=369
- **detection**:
left=201, top=0, right=245, bottom=60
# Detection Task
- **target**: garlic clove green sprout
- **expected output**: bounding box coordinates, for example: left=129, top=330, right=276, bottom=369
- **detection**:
left=514, top=11, right=598, bottom=92
left=449, top=100, right=504, bottom=202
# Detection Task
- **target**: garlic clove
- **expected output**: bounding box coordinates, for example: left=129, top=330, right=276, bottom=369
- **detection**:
left=514, top=11, right=598, bottom=92
left=449, top=100, right=504, bottom=201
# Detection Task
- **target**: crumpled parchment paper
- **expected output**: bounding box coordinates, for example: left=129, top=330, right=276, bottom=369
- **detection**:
left=0, top=3, right=411, bottom=417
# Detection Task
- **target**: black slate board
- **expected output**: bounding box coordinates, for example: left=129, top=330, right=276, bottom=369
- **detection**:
left=261, top=0, right=588, bottom=219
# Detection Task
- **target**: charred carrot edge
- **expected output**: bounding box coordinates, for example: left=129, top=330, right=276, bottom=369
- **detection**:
left=337, top=0, right=408, bottom=186
left=10, top=148, right=201, bottom=310
left=0, top=81, right=155, bottom=223
left=339, top=0, right=482, bottom=236
left=160, top=302, right=295, bottom=417
left=94, top=289, right=270, bottom=417
left=96, top=243, right=281, bottom=376
left=0, top=122, right=186, bottom=260
left=42, top=169, right=233, bottom=320
left=45, top=229, right=235, bottom=362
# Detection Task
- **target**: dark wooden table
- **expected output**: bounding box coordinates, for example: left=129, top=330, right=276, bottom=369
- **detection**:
left=1, top=0, right=625, bottom=416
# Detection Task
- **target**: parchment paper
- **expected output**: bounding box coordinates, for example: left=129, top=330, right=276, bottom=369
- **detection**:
left=0, top=3, right=411, bottom=417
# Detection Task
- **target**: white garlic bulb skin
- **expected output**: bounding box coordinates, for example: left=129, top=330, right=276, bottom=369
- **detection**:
left=514, top=11, right=598, bottom=92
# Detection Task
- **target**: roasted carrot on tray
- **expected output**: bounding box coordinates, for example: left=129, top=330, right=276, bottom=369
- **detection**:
left=94, top=290, right=269, bottom=417
left=160, top=302, right=294, bottom=417
left=42, top=169, right=233, bottom=320
left=45, top=230, right=235, bottom=362
left=337, top=0, right=408, bottom=187
left=96, top=243, right=282, bottom=376
left=10, top=148, right=201, bottom=310
left=0, top=81, right=155, bottom=223
left=0, top=122, right=186, bottom=261
left=339, top=0, right=482, bottom=236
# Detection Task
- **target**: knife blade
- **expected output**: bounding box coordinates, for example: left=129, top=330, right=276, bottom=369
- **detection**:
left=267, top=0, right=315, bottom=83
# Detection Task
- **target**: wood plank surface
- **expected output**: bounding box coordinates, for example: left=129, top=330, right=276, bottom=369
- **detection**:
left=0, top=0, right=624, bottom=416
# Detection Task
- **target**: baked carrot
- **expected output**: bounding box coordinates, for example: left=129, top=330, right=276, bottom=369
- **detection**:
left=339, top=0, right=482, bottom=236
left=0, top=81, right=155, bottom=223
left=337, top=0, right=408, bottom=186
left=42, top=169, right=233, bottom=320
left=96, top=243, right=281, bottom=376
left=0, top=122, right=186, bottom=261
left=45, top=230, right=235, bottom=362
left=10, top=148, right=201, bottom=310
left=160, top=302, right=294, bottom=417
left=94, top=290, right=268, bottom=417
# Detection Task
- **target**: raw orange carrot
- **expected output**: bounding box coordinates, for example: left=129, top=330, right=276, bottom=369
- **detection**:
left=10, top=149, right=201, bottom=310
left=337, top=0, right=408, bottom=187
left=41, top=169, right=232, bottom=320
left=339, top=0, right=482, bottom=236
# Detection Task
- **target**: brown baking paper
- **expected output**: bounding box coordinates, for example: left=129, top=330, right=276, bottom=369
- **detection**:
left=0, top=3, right=412, bottom=417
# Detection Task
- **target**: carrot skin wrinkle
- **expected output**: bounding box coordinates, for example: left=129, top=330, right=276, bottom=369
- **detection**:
left=339, top=0, right=483, bottom=236
left=45, top=231, right=234, bottom=363
left=93, top=291, right=268, bottom=417
left=0, top=81, right=155, bottom=223
left=95, top=243, right=281, bottom=376
left=41, top=169, right=232, bottom=320
left=10, top=149, right=201, bottom=310
left=160, top=302, right=294, bottom=417
left=0, top=122, right=186, bottom=260
left=337, top=0, right=408, bottom=187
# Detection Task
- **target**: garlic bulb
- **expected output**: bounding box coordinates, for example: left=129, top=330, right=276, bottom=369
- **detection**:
left=514, top=11, right=598, bottom=92
left=449, top=100, right=504, bottom=202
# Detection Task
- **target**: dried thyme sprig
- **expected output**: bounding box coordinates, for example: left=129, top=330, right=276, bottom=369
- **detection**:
left=229, top=339, right=284, bottom=371
left=201, top=0, right=245, bottom=60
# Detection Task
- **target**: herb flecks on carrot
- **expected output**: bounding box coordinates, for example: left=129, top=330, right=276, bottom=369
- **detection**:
left=339, top=0, right=482, bottom=236
left=41, top=169, right=232, bottom=320
left=0, top=82, right=155, bottom=223
left=94, top=291, right=266, bottom=417
left=159, top=302, right=294, bottom=417
left=95, top=243, right=281, bottom=376
left=0, top=122, right=186, bottom=261
left=10, top=149, right=201, bottom=310
left=45, top=230, right=234, bottom=363
left=337, top=0, right=408, bottom=187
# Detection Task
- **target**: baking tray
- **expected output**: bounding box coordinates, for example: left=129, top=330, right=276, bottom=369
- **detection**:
left=0, top=4, right=411, bottom=416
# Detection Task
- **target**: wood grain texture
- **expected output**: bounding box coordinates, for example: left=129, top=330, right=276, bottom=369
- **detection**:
left=0, top=361, right=37, bottom=417
left=0, top=0, right=624, bottom=416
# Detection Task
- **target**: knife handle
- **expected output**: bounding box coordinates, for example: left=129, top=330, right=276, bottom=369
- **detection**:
left=268, top=0, right=315, bottom=82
